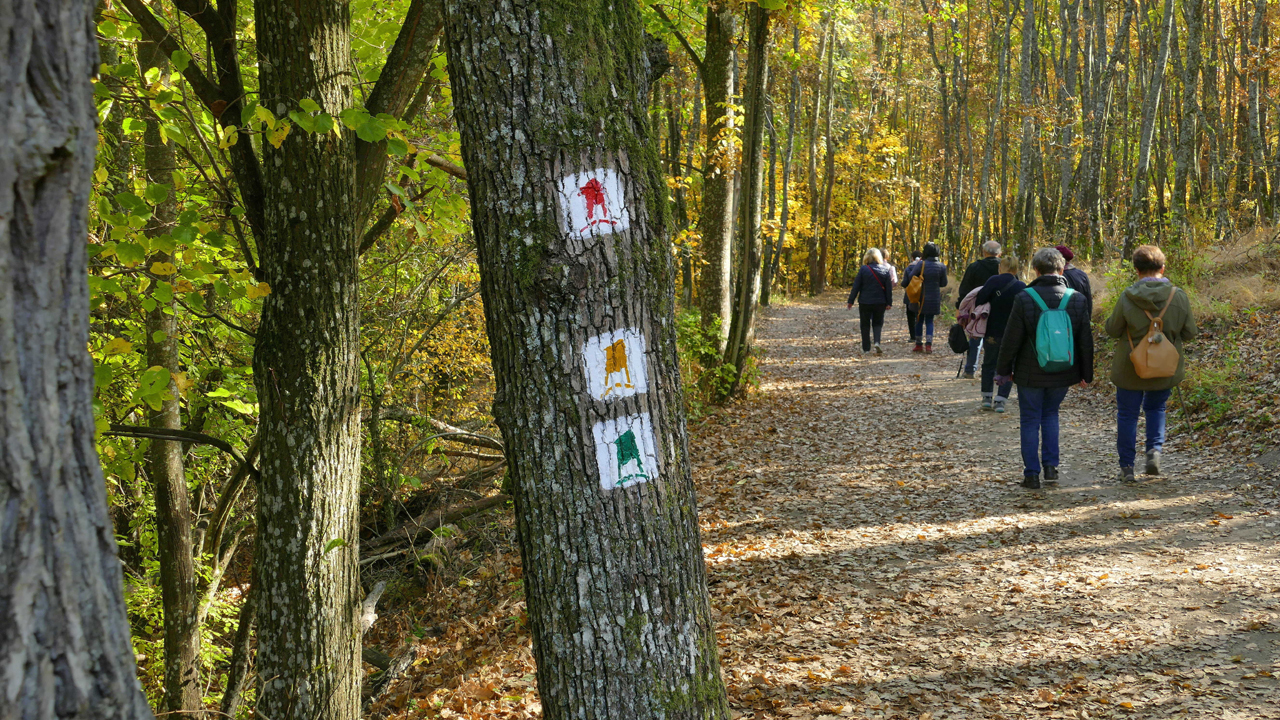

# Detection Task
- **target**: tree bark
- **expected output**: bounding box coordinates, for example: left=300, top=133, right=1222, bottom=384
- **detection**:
left=1172, top=0, right=1203, bottom=226
left=807, top=15, right=831, bottom=295
left=765, top=26, right=800, bottom=307
left=1122, top=0, right=1174, bottom=257
left=251, top=0, right=363, bottom=716
left=697, top=0, right=736, bottom=349
left=0, top=0, right=155, bottom=714
left=817, top=34, right=837, bottom=292
left=1014, top=0, right=1040, bottom=255
left=138, top=36, right=204, bottom=717
left=441, top=0, right=729, bottom=716
left=723, top=4, right=771, bottom=395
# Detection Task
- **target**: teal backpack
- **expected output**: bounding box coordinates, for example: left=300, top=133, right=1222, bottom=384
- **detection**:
left=1025, top=288, right=1077, bottom=372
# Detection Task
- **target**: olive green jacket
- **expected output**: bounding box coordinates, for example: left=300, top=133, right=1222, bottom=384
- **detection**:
left=1105, top=279, right=1197, bottom=391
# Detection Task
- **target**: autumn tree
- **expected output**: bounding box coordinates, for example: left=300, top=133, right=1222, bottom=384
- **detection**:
left=443, top=0, right=729, bottom=716
left=0, top=0, right=155, bottom=715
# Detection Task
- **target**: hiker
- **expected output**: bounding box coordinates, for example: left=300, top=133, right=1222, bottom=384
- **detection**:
left=1057, top=244, right=1093, bottom=314
left=902, top=250, right=923, bottom=343
left=994, top=247, right=1094, bottom=489
left=847, top=248, right=897, bottom=354
left=956, top=240, right=1003, bottom=378
left=975, top=254, right=1026, bottom=413
left=1105, top=245, right=1197, bottom=482
left=902, top=242, right=948, bottom=353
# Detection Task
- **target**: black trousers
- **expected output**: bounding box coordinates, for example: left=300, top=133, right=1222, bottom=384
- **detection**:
left=906, top=305, right=918, bottom=341
left=859, top=303, right=887, bottom=351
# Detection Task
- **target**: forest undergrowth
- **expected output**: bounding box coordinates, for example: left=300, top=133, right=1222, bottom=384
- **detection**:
left=363, top=281, right=1279, bottom=720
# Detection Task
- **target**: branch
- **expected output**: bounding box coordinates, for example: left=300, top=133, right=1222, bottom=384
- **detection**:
left=358, top=182, right=437, bottom=255
left=177, top=296, right=257, bottom=337
left=219, top=582, right=256, bottom=720
left=204, top=434, right=262, bottom=557
left=363, top=494, right=509, bottom=555
left=374, top=408, right=503, bottom=451
left=117, top=0, right=222, bottom=107
left=652, top=4, right=704, bottom=72
left=432, top=448, right=504, bottom=462
left=424, top=153, right=468, bottom=181
left=105, top=424, right=247, bottom=465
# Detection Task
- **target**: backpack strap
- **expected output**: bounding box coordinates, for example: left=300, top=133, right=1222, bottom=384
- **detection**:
left=1056, top=288, right=1076, bottom=310
left=1130, top=286, right=1177, bottom=351
left=1024, top=287, right=1050, bottom=313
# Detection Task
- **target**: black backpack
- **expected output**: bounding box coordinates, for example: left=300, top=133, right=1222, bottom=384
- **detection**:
left=947, top=323, right=969, bottom=353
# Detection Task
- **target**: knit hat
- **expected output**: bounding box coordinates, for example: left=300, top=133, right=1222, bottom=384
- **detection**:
left=1055, top=244, right=1075, bottom=262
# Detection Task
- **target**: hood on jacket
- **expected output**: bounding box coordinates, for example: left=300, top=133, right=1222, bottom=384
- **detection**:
left=1124, top=278, right=1174, bottom=311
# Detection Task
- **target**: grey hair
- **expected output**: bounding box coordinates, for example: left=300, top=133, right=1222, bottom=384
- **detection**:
left=982, top=240, right=1002, bottom=257
left=1032, top=247, right=1066, bottom=275
left=862, top=247, right=884, bottom=265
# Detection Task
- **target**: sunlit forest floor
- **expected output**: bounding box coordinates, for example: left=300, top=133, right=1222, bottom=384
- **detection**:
left=367, top=293, right=1280, bottom=720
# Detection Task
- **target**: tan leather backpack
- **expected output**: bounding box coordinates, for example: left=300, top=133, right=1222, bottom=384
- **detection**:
left=1128, top=288, right=1180, bottom=379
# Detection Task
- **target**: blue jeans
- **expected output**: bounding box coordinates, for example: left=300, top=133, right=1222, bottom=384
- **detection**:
left=913, top=314, right=936, bottom=342
left=1017, top=385, right=1070, bottom=476
left=965, top=336, right=983, bottom=374
left=1116, top=388, right=1172, bottom=468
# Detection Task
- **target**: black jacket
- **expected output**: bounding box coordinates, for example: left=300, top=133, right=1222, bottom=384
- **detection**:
left=847, top=264, right=895, bottom=306
left=901, top=259, right=948, bottom=315
left=957, top=256, right=1001, bottom=306
left=1063, top=264, right=1093, bottom=315
left=975, top=273, right=1026, bottom=340
left=995, top=275, right=1095, bottom=388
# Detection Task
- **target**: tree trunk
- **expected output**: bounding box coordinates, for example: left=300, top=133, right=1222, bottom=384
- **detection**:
left=807, top=15, right=831, bottom=295
left=1078, top=0, right=1135, bottom=251
left=816, top=35, right=837, bottom=292
left=697, top=0, right=736, bottom=349
left=442, top=0, right=729, bottom=716
left=0, top=0, right=155, bottom=714
left=723, top=4, right=771, bottom=395
left=1172, top=0, right=1203, bottom=227
left=1014, top=0, right=1040, bottom=255
left=139, top=37, right=203, bottom=717
left=768, top=26, right=801, bottom=306
left=1123, top=0, right=1174, bottom=257
left=251, top=0, right=363, bottom=716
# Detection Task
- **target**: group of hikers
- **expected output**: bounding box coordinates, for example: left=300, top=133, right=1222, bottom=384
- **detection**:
left=847, top=241, right=1196, bottom=489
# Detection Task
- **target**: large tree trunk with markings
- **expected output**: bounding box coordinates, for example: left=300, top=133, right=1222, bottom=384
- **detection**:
left=251, top=0, right=363, bottom=716
left=0, top=0, right=155, bottom=715
left=442, top=1, right=729, bottom=717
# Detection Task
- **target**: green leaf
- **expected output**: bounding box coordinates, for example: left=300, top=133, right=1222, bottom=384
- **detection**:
left=94, top=362, right=115, bottom=388
left=162, top=125, right=187, bottom=147
left=171, top=50, right=191, bottom=73
left=386, top=137, right=410, bottom=156
left=355, top=117, right=387, bottom=143
left=254, top=105, right=277, bottom=130
left=219, top=399, right=257, bottom=415
left=206, top=388, right=233, bottom=397
left=115, top=242, right=146, bottom=265
left=121, top=117, right=145, bottom=136
left=298, top=98, right=321, bottom=113
left=313, top=112, right=334, bottom=135
left=152, top=331, right=168, bottom=343
left=139, top=365, right=171, bottom=396
left=143, top=183, right=171, bottom=204
left=141, top=297, right=158, bottom=312
left=323, top=538, right=347, bottom=554
left=153, top=281, right=174, bottom=303
left=288, top=110, right=317, bottom=134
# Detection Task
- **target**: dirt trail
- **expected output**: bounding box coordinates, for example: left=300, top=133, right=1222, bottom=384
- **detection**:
left=693, top=293, right=1280, bottom=720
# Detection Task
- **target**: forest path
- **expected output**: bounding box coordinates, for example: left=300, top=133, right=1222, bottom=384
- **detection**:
left=691, top=292, right=1280, bottom=720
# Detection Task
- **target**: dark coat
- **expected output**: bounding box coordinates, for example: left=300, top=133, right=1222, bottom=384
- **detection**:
left=975, top=273, right=1026, bottom=340
left=1063, top=264, right=1093, bottom=315
left=847, top=264, right=896, bottom=306
left=901, top=258, right=948, bottom=315
left=995, top=275, right=1095, bottom=388
left=957, top=256, right=1001, bottom=306
left=900, top=259, right=921, bottom=305
left=1105, top=279, right=1197, bottom=391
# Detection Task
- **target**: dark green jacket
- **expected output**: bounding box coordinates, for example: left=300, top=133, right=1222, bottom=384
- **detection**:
left=1105, top=279, right=1197, bottom=391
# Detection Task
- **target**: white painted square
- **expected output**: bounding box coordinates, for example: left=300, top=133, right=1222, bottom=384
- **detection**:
left=582, top=328, right=647, bottom=401
left=592, top=413, right=659, bottom=491
left=558, top=168, right=631, bottom=239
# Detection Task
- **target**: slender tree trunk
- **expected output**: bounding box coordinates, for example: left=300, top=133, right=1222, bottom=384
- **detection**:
left=1245, top=0, right=1269, bottom=215
left=0, top=0, right=155, bottom=713
left=769, top=26, right=800, bottom=305
left=1014, top=0, right=1040, bottom=256
left=1173, top=0, right=1203, bottom=227
left=139, top=37, right=203, bottom=718
left=724, top=4, right=771, bottom=394
left=442, top=0, right=729, bottom=717
left=1078, top=0, right=1135, bottom=252
left=807, top=15, right=831, bottom=294
left=816, top=35, right=837, bottom=292
left=1123, top=0, right=1174, bottom=257
left=698, top=1, right=736, bottom=348
left=252, top=0, right=363, bottom=715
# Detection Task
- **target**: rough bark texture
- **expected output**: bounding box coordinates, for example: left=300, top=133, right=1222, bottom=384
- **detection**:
left=806, top=17, right=830, bottom=295
left=139, top=38, right=203, bottom=717
left=442, top=0, right=729, bottom=716
left=0, top=0, right=155, bottom=715
left=697, top=0, right=735, bottom=349
left=1122, top=0, right=1174, bottom=257
left=251, top=0, right=362, bottom=715
left=723, top=5, right=771, bottom=395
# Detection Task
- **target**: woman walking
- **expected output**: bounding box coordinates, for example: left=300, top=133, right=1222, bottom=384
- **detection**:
left=1105, top=245, right=1197, bottom=482
left=902, top=250, right=923, bottom=342
left=902, top=242, right=948, bottom=353
left=975, top=254, right=1026, bottom=412
left=847, top=248, right=897, bottom=354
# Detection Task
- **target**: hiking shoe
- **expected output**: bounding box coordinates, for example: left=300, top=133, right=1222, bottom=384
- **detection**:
left=912, top=343, right=924, bottom=353
left=1119, top=466, right=1136, bottom=483
left=925, top=343, right=933, bottom=354
left=962, top=372, right=975, bottom=379
left=1043, top=466, right=1059, bottom=483
left=994, top=402, right=1007, bottom=414
left=1021, top=475, right=1042, bottom=489
left=1144, top=450, right=1161, bottom=476
left=981, top=398, right=993, bottom=411
left=874, top=343, right=883, bottom=355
